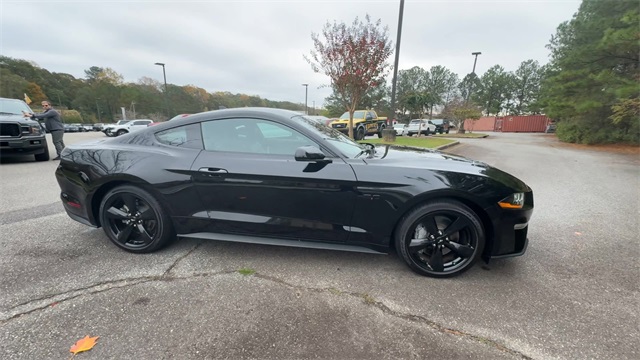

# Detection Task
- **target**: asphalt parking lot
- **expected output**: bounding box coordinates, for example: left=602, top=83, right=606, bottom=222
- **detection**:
left=0, top=131, right=638, bottom=359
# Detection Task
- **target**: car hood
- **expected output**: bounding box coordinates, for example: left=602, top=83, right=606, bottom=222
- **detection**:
left=0, top=113, right=40, bottom=125
left=364, top=145, right=530, bottom=191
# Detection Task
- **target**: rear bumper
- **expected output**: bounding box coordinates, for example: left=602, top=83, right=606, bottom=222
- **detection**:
left=0, top=136, right=47, bottom=155
left=55, top=166, right=99, bottom=227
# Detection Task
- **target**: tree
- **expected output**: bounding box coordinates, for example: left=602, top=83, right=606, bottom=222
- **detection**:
left=425, top=65, right=459, bottom=117
left=458, top=73, right=481, bottom=103
left=441, top=96, right=482, bottom=134
left=306, top=15, right=393, bottom=138
left=396, top=66, right=428, bottom=117
left=541, top=0, right=639, bottom=144
left=25, top=82, right=47, bottom=103
left=477, top=65, right=511, bottom=115
left=509, top=60, right=544, bottom=114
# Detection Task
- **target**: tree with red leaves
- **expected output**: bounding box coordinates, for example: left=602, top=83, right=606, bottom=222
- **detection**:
left=306, top=15, right=393, bottom=139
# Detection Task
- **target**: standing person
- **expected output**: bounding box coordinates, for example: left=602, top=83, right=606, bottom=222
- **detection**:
left=23, top=101, right=65, bottom=160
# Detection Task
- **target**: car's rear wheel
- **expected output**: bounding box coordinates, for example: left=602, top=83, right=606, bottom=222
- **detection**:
left=395, top=200, right=485, bottom=277
left=116, top=129, right=128, bottom=136
left=99, top=185, right=175, bottom=253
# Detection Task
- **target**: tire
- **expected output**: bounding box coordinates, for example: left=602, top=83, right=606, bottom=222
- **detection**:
left=424, top=128, right=431, bottom=136
left=99, top=185, right=175, bottom=253
left=34, top=142, right=50, bottom=162
left=355, top=127, right=365, bottom=141
left=377, top=125, right=385, bottom=138
left=445, top=129, right=450, bottom=134
left=116, top=129, right=128, bottom=136
left=394, top=200, right=485, bottom=278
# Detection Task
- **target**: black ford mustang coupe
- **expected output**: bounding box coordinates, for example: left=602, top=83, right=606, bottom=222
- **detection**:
left=56, top=108, right=533, bottom=277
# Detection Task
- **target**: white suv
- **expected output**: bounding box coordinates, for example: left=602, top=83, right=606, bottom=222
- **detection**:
left=107, top=119, right=154, bottom=136
left=406, top=119, right=436, bottom=136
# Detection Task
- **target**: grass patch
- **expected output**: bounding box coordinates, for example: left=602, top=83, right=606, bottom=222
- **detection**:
left=433, top=132, right=488, bottom=138
left=237, top=268, right=256, bottom=276
left=360, top=136, right=455, bottom=149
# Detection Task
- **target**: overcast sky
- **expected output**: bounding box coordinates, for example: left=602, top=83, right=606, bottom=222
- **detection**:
left=2, top=0, right=581, bottom=108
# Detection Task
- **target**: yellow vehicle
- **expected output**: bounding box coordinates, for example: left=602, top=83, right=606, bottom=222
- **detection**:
left=329, top=110, right=388, bottom=140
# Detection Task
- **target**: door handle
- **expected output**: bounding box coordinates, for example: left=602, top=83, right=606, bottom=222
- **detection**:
left=198, top=167, right=228, bottom=174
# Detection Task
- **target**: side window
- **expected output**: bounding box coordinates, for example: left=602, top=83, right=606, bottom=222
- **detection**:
left=201, top=118, right=316, bottom=156
left=132, top=120, right=146, bottom=126
left=155, top=124, right=203, bottom=149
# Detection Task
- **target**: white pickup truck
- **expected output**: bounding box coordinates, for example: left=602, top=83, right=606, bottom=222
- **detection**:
left=104, top=119, right=154, bottom=137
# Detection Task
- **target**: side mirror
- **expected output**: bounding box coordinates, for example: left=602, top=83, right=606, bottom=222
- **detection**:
left=295, top=146, right=331, bottom=163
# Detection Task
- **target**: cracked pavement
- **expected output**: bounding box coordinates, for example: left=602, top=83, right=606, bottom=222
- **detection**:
left=0, top=132, right=638, bottom=359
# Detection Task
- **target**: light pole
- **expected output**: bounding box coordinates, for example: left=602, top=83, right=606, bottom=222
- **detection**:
left=467, top=52, right=482, bottom=102
left=155, top=62, right=169, bottom=117
left=471, top=52, right=481, bottom=74
left=388, top=0, right=405, bottom=129
left=95, top=98, right=101, bottom=122
left=302, top=84, right=308, bottom=115
left=312, top=100, right=315, bottom=115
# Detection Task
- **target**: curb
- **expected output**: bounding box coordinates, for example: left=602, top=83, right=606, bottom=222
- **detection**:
left=435, top=141, right=460, bottom=151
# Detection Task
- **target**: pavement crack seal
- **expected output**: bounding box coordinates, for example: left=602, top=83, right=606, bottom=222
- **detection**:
left=1, top=244, right=207, bottom=324
left=163, top=241, right=203, bottom=277
left=253, top=273, right=533, bottom=360
left=1, top=269, right=532, bottom=359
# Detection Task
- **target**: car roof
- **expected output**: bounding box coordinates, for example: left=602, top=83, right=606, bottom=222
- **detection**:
left=150, top=107, right=303, bottom=131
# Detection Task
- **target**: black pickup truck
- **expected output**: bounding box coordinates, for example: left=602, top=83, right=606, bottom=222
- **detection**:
left=0, top=97, right=50, bottom=161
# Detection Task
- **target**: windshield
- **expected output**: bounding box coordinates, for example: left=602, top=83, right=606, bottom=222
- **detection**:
left=339, top=111, right=365, bottom=120
left=0, top=99, right=32, bottom=115
left=117, top=120, right=131, bottom=125
left=294, top=115, right=367, bottom=158
left=393, top=124, right=405, bottom=128
left=431, top=119, right=444, bottom=125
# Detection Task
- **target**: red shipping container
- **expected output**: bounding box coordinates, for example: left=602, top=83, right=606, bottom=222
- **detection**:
left=499, top=115, right=550, bottom=132
left=464, top=117, right=496, bottom=131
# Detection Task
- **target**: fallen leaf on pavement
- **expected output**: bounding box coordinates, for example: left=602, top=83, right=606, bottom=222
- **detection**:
left=70, top=335, right=99, bottom=355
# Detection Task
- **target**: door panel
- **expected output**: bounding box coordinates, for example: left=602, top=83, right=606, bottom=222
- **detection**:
left=191, top=118, right=358, bottom=242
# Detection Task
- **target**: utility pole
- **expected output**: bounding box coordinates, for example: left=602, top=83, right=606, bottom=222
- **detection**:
left=95, top=98, right=101, bottom=122
left=302, top=84, right=308, bottom=115
left=388, top=0, right=405, bottom=128
left=155, top=62, right=169, bottom=117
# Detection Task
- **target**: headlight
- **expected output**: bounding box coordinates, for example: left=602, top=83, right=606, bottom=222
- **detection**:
left=498, top=192, right=525, bottom=209
left=29, top=125, right=43, bottom=135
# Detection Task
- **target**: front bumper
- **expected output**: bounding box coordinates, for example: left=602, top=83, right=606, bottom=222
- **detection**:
left=0, top=136, right=47, bottom=155
left=485, top=192, right=534, bottom=260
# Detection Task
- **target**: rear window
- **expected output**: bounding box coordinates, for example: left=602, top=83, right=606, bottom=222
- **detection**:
left=155, top=124, right=203, bottom=149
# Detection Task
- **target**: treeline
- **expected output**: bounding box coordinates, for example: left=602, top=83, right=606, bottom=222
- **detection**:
left=323, top=0, right=638, bottom=144
left=0, top=57, right=305, bottom=123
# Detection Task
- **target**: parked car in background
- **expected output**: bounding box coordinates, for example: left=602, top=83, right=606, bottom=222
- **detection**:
left=81, top=124, right=94, bottom=132
left=55, top=107, right=534, bottom=278
left=64, top=124, right=80, bottom=133
left=406, top=119, right=436, bottom=136
left=103, top=120, right=131, bottom=137
left=0, top=97, right=50, bottom=161
left=429, top=119, right=450, bottom=134
left=93, top=123, right=105, bottom=132
left=108, top=119, right=154, bottom=136
left=393, top=123, right=407, bottom=136
left=330, top=110, right=388, bottom=140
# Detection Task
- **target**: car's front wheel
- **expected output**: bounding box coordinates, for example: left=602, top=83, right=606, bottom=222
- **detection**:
left=116, top=129, right=128, bottom=136
left=395, top=200, right=485, bottom=277
left=99, top=185, right=175, bottom=253
left=355, top=127, right=365, bottom=141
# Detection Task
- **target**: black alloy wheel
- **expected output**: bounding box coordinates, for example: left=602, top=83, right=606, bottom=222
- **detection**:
left=99, top=185, right=174, bottom=253
left=116, top=129, right=128, bottom=136
left=395, top=200, right=485, bottom=277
